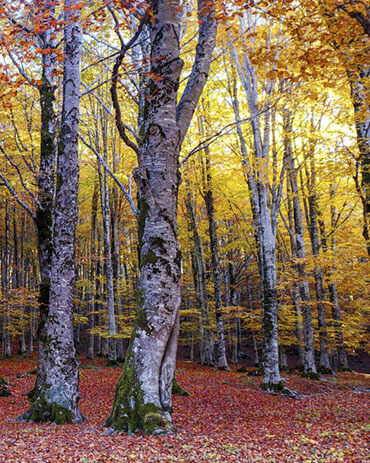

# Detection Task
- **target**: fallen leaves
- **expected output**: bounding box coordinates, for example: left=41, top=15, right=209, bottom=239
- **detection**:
left=0, top=357, right=369, bottom=462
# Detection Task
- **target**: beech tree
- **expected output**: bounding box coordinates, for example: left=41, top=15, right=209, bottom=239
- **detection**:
left=18, top=0, right=83, bottom=424
left=105, top=0, right=217, bottom=434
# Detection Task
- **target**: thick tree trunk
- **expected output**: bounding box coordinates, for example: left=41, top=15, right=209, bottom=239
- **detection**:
left=28, top=2, right=58, bottom=399
left=19, top=0, right=83, bottom=423
left=105, top=0, right=216, bottom=434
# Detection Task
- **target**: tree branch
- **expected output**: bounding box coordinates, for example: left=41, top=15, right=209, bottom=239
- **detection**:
left=0, top=173, right=36, bottom=220
left=79, top=135, right=138, bottom=217
left=176, top=0, right=218, bottom=145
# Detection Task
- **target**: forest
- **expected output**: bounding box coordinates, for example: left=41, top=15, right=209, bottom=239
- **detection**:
left=0, top=0, right=369, bottom=461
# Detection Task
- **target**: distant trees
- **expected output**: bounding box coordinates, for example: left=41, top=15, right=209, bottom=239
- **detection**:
left=0, top=0, right=369, bottom=434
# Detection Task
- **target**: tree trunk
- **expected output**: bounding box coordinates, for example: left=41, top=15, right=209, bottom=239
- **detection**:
left=111, top=184, right=125, bottom=361
left=306, top=153, right=332, bottom=375
left=3, top=200, right=12, bottom=358
left=227, top=44, right=282, bottom=387
left=201, top=124, right=229, bottom=370
left=87, top=181, right=98, bottom=360
left=349, top=68, right=370, bottom=256
left=28, top=1, right=58, bottom=400
left=326, top=199, right=348, bottom=370
left=284, top=111, right=317, bottom=377
left=105, top=0, right=216, bottom=434
left=19, top=0, right=84, bottom=423
left=98, top=161, right=117, bottom=363
left=185, top=185, right=214, bottom=366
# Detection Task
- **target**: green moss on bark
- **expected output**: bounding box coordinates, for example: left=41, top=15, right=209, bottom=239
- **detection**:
left=0, top=376, right=10, bottom=397
left=18, top=392, right=73, bottom=424
left=172, top=377, right=190, bottom=396
left=140, top=249, right=159, bottom=268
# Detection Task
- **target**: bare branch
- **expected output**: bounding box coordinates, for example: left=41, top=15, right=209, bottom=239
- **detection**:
left=1, top=147, right=41, bottom=209
left=0, top=172, right=36, bottom=220
left=179, top=99, right=280, bottom=167
left=79, top=135, right=138, bottom=217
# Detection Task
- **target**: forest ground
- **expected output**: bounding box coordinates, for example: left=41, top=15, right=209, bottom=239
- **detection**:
left=0, top=355, right=369, bottom=463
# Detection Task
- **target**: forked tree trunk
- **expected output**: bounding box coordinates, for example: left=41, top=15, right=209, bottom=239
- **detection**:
left=105, top=0, right=216, bottom=434
left=19, top=0, right=83, bottom=424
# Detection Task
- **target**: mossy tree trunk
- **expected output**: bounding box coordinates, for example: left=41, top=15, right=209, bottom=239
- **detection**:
left=25, top=1, right=58, bottom=401
left=19, top=0, right=83, bottom=424
left=105, top=0, right=217, bottom=434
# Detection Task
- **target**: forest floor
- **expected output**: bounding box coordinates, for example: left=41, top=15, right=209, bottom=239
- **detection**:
left=0, top=356, right=369, bottom=463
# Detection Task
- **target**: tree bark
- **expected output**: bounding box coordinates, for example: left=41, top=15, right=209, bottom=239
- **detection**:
left=98, top=160, right=117, bottom=363
left=284, top=111, right=318, bottom=377
left=87, top=181, right=98, bottom=360
left=105, top=0, right=217, bottom=434
left=185, top=183, right=214, bottom=366
left=19, top=0, right=84, bottom=423
left=306, top=152, right=332, bottom=375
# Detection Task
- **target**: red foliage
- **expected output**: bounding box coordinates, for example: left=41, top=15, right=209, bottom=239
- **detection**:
left=0, top=357, right=369, bottom=462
